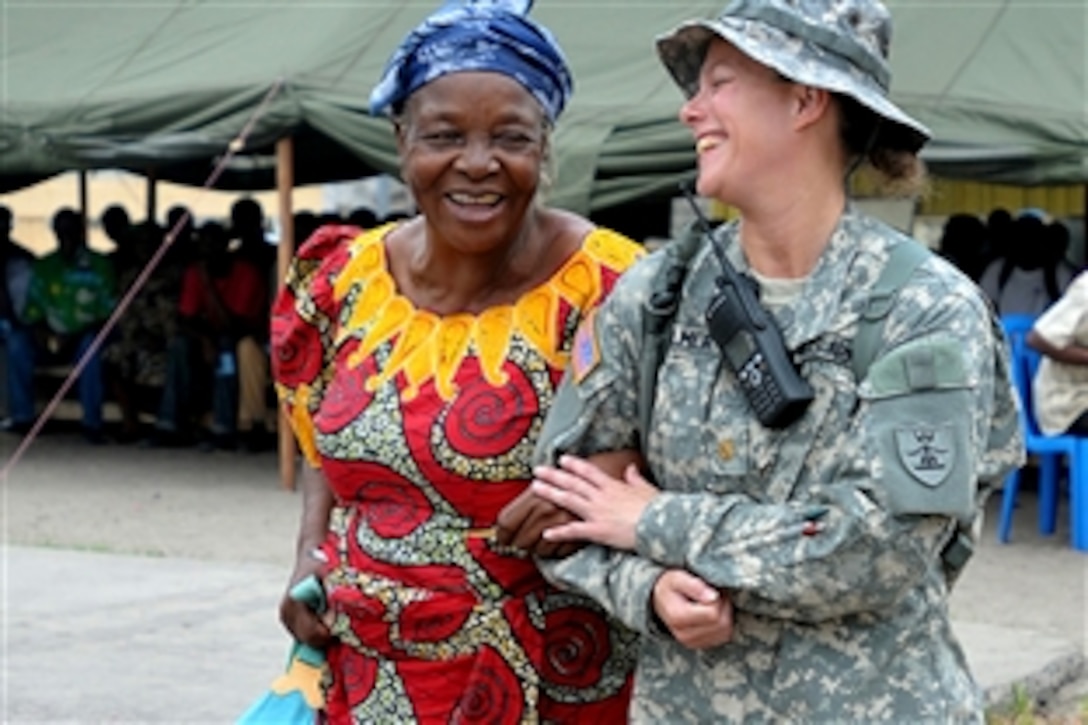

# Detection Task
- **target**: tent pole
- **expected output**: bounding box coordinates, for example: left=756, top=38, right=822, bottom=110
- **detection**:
left=276, top=136, right=298, bottom=491
left=78, top=170, right=89, bottom=235
left=146, top=168, right=157, bottom=224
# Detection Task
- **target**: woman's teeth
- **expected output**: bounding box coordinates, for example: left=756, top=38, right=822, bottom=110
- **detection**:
left=450, top=192, right=500, bottom=205
left=696, top=137, right=721, bottom=154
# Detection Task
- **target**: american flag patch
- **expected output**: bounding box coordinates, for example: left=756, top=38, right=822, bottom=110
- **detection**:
left=571, top=309, right=601, bottom=384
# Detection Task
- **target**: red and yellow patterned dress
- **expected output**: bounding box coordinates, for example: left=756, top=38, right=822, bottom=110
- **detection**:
left=272, top=223, right=643, bottom=724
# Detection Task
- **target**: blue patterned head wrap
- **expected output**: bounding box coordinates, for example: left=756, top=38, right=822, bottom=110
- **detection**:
left=368, top=0, right=573, bottom=123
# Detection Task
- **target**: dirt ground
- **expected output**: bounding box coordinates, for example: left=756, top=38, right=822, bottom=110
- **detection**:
left=2, top=428, right=301, bottom=567
left=3, top=428, right=1087, bottom=720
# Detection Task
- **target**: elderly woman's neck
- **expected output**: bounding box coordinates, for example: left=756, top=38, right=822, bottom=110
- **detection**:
left=393, top=211, right=554, bottom=315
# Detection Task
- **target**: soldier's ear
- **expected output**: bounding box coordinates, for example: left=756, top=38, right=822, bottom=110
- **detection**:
left=792, top=84, right=832, bottom=131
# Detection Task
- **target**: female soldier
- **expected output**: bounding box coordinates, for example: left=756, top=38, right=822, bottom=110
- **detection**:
left=271, top=1, right=641, bottom=721
left=526, top=0, right=1024, bottom=721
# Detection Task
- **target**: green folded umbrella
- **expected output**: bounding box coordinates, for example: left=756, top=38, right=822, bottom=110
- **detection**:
left=237, top=575, right=327, bottom=724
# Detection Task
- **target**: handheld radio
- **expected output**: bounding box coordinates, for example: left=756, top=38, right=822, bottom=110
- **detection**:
left=683, top=189, right=814, bottom=428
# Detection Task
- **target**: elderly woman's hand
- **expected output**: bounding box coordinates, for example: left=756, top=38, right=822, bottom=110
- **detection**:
left=495, top=490, right=582, bottom=558
left=279, top=556, right=334, bottom=650
left=531, top=453, right=659, bottom=551
left=496, top=449, right=646, bottom=557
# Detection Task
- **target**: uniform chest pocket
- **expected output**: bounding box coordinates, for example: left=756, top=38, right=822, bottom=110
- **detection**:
left=655, top=340, right=750, bottom=492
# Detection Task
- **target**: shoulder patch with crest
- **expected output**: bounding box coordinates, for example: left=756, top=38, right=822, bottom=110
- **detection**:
left=896, top=425, right=955, bottom=487
left=571, top=309, right=601, bottom=384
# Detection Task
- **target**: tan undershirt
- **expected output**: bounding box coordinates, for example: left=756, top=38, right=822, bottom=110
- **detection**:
left=748, top=268, right=808, bottom=311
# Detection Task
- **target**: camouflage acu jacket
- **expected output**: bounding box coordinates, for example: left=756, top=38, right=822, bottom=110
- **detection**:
left=537, top=207, right=1025, bottom=723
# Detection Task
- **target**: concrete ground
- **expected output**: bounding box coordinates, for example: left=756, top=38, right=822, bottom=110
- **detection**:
left=1, top=431, right=1086, bottom=722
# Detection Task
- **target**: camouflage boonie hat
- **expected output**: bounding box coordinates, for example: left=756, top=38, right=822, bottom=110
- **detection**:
left=656, top=0, right=930, bottom=153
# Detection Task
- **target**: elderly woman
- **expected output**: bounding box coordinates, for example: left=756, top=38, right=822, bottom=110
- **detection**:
left=270, top=1, right=641, bottom=722
left=527, top=0, right=1025, bottom=721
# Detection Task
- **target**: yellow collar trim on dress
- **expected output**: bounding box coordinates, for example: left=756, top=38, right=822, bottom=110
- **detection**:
left=330, top=224, right=641, bottom=402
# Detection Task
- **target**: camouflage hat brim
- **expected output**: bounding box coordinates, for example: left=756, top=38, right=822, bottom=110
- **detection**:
left=656, top=17, right=930, bottom=153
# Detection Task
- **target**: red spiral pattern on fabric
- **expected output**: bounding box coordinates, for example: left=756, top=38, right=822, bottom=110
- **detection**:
left=314, top=343, right=376, bottom=434
left=450, top=647, right=523, bottom=725
left=339, top=648, right=379, bottom=709
left=399, top=592, right=475, bottom=644
left=271, top=291, right=324, bottom=388
left=541, top=607, right=612, bottom=689
left=444, top=360, right=538, bottom=458
left=355, top=479, right=432, bottom=538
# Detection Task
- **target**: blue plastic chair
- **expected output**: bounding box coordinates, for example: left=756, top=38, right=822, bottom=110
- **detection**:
left=997, top=315, right=1088, bottom=550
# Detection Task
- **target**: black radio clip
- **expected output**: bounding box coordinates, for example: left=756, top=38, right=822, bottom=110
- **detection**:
left=682, top=187, right=814, bottom=429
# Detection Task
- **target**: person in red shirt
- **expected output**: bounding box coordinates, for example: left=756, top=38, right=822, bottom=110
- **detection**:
left=151, top=221, right=270, bottom=449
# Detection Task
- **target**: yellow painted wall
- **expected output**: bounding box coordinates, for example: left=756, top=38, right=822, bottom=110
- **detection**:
left=710, top=178, right=1085, bottom=223
left=918, top=179, right=1085, bottom=219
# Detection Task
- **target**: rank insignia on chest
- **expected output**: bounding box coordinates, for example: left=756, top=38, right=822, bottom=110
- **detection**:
left=571, top=309, right=601, bottom=384
left=896, top=425, right=954, bottom=487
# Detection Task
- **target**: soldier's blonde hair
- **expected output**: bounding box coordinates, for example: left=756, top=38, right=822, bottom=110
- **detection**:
left=837, top=94, right=928, bottom=199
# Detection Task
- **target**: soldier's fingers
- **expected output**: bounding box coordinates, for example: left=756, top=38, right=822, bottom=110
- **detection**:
left=681, top=612, right=734, bottom=649
left=556, top=454, right=620, bottom=489
left=667, top=601, right=723, bottom=630
left=530, top=478, right=593, bottom=515
left=663, top=569, right=720, bottom=604
left=532, top=464, right=599, bottom=498
left=540, top=520, right=598, bottom=543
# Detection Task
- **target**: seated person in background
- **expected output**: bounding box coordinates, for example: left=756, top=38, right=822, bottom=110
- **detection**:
left=345, top=205, right=378, bottom=230
left=101, top=204, right=136, bottom=276
left=230, top=234, right=275, bottom=452
left=979, top=211, right=1073, bottom=316
left=230, top=197, right=274, bottom=277
left=18, top=208, right=116, bottom=443
left=151, top=222, right=223, bottom=446
left=154, top=221, right=270, bottom=449
left=165, top=205, right=196, bottom=245
left=102, top=221, right=181, bottom=442
left=0, top=205, right=36, bottom=432
left=163, top=205, right=198, bottom=271
left=1043, top=219, right=1078, bottom=286
left=1027, top=269, right=1088, bottom=436
left=293, top=211, right=320, bottom=250
left=937, top=213, right=988, bottom=283
left=984, top=207, right=1014, bottom=271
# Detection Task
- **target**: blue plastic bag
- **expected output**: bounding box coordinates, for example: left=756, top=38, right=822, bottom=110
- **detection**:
left=237, top=576, right=327, bottom=724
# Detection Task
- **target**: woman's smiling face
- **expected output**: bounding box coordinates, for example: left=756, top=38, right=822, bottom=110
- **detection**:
left=679, top=39, right=798, bottom=205
left=397, top=71, right=548, bottom=255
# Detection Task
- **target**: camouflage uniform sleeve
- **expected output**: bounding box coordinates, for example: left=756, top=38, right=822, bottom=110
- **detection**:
left=633, top=273, right=1022, bottom=623
left=534, top=253, right=671, bottom=633
left=537, top=546, right=667, bottom=635
left=533, top=251, right=655, bottom=465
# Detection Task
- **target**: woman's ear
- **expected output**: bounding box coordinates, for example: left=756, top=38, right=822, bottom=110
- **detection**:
left=793, top=85, right=832, bottom=131
left=393, top=119, right=408, bottom=156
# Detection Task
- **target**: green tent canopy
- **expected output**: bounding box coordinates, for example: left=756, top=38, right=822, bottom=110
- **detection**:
left=889, top=0, right=1088, bottom=186
left=2, top=1, right=1085, bottom=213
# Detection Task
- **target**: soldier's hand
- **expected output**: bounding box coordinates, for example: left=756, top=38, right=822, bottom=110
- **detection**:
left=652, top=569, right=734, bottom=649
left=496, top=489, right=582, bottom=558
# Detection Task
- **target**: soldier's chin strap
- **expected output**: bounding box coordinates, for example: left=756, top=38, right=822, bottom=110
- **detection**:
left=844, top=119, right=882, bottom=187
left=0, top=79, right=286, bottom=480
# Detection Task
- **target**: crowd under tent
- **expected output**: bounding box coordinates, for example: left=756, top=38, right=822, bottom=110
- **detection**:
left=3, top=0, right=1086, bottom=486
